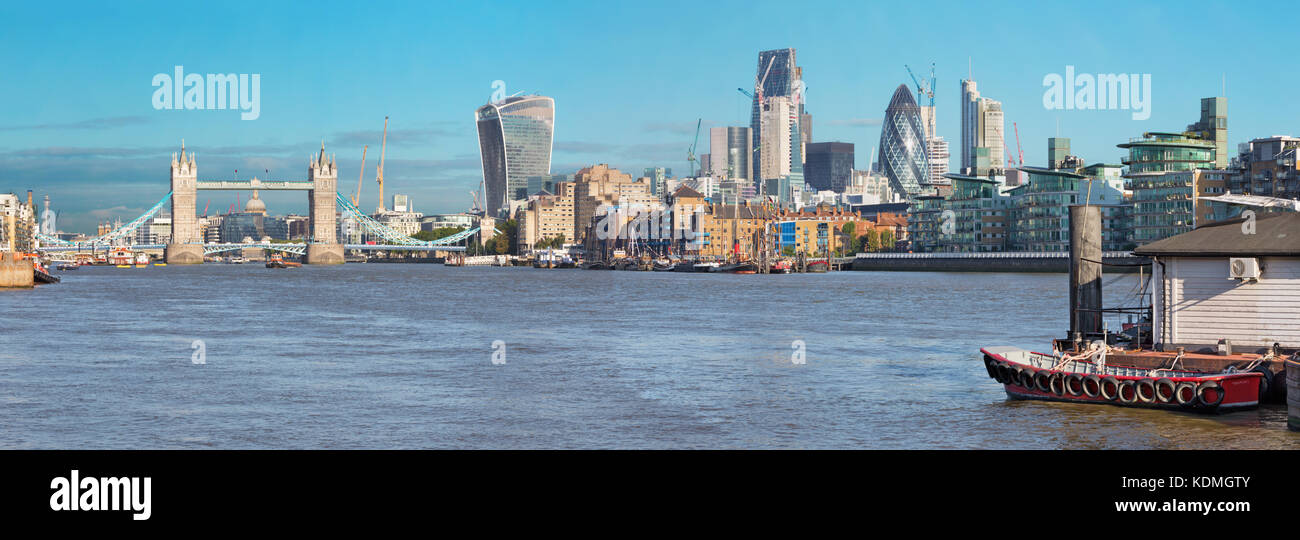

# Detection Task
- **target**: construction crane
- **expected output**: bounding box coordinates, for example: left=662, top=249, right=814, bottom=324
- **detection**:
left=905, top=63, right=936, bottom=107
left=470, top=190, right=482, bottom=214
left=1013, top=122, right=1025, bottom=166
left=352, top=145, right=368, bottom=207
left=202, top=199, right=209, bottom=217
left=375, top=116, right=388, bottom=213
left=686, top=119, right=701, bottom=177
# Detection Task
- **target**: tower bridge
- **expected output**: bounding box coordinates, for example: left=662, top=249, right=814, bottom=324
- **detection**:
left=36, top=142, right=477, bottom=262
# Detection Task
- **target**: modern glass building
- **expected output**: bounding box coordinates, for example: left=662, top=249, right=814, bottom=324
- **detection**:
left=804, top=142, right=854, bottom=193
left=877, top=84, right=931, bottom=200
left=1117, top=132, right=1215, bottom=175
left=1008, top=167, right=1132, bottom=252
left=750, top=48, right=798, bottom=187
left=476, top=95, right=555, bottom=216
left=708, top=126, right=753, bottom=182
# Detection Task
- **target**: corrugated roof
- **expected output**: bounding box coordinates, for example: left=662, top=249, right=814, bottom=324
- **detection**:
left=1133, top=213, right=1300, bottom=257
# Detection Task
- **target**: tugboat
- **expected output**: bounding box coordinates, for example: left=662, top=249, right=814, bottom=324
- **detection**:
left=265, top=253, right=301, bottom=268
left=980, top=207, right=1296, bottom=414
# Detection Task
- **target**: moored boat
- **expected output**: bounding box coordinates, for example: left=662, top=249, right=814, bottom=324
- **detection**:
left=981, top=345, right=1262, bottom=413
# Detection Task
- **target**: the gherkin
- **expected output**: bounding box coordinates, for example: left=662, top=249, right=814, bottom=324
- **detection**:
left=877, top=84, right=931, bottom=199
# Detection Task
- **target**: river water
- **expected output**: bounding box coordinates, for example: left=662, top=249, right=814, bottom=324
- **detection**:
left=2, top=263, right=1296, bottom=449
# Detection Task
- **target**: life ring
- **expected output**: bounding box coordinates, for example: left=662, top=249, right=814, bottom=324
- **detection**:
left=1082, top=375, right=1102, bottom=398
left=1048, top=373, right=1066, bottom=396
left=1064, top=373, right=1085, bottom=397
left=1134, top=379, right=1157, bottom=404
left=1197, top=380, right=1225, bottom=408
left=1034, top=370, right=1053, bottom=393
left=1249, top=365, right=1272, bottom=401
left=1018, top=368, right=1035, bottom=389
left=1100, top=376, right=1120, bottom=401
left=1154, top=378, right=1176, bottom=404
left=1117, top=380, right=1138, bottom=404
left=1174, top=381, right=1198, bottom=407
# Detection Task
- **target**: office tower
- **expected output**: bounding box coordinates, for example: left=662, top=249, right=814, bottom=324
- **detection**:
left=877, top=84, right=931, bottom=199
left=751, top=48, right=798, bottom=186
left=1186, top=97, right=1228, bottom=168
left=708, top=126, right=753, bottom=181
left=760, top=96, right=800, bottom=182
left=805, top=142, right=855, bottom=192
left=475, top=95, right=556, bottom=216
left=960, top=79, right=1005, bottom=174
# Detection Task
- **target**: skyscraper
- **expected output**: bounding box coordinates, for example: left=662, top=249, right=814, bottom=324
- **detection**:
left=1186, top=97, right=1228, bottom=168
left=959, top=79, right=1004, bottom=175
left=877, top=84, right=931, bottom=199
left=751, top=48, right=799, bottom=186
left=708, top=126, right=753, bottom=181
left=804, top=142, right=854, bottom=192
left=475, top=95, right=556, bottom=216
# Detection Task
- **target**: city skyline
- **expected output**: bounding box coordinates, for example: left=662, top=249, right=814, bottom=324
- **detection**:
left=0, top=0, right=1290, bottom=232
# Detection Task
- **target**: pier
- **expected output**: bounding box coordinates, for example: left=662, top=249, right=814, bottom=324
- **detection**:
left=851, top=251, right=1149, bottom=273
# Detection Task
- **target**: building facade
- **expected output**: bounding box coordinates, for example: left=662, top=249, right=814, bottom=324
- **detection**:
left=804, top=142, right=854, bottom=193
left=877, top=84, right=931, bottom=200
left=475, top=95, right=556, bottom=216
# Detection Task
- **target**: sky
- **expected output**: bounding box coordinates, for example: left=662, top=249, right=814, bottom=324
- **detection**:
left=1, top=0, right=1293, bottom=233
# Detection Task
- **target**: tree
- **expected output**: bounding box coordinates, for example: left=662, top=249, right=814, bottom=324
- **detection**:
left=782, top=246, right=795, bottom=257
left=840, top=221, right=855, bottom=238
left=493, top=233, right=509, bottom=254
left=411, top=227, right=465, bottom=243
left=865, top=229, right=881, bottom=253
left=880, top=228, right=896, bottom=251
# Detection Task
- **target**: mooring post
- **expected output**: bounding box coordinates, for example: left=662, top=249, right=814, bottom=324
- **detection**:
left=1069, top=205, right=1103, bottom=340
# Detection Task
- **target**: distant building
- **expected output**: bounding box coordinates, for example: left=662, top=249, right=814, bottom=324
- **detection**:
left=1185, top=97, right=1229, bottom=169
left=519, top=182, right=576, bottom=252
left=643, top=167, right=672, bottom=197
left=571, top=164, right=659, bottom=246
left=525, top=174, right=573, bottom=198
left=0, top=192, right=36, bottom=252
left=960, top=78, right=1004, bottom=175
left=751, top=48, right=800, bottom=185
left=1229, top=135, right=1300, bottom=200
left=804, top=142, right=854, bottom=193
left=877, top=84, right=931, bottom=199
left=708, top=126, right=753, bottom=182
left=421, top=213, right=477, bottom=231
left=475, top=95, right=555, bottom=216
left=1008, top=167, right=1132, bottom=252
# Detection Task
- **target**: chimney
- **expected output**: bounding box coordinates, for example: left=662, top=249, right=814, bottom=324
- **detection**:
left=26, top=190, right=33, bottom=208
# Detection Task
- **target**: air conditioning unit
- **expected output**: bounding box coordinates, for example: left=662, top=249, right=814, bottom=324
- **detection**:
left=1229, top=257, right=1261, bottom=281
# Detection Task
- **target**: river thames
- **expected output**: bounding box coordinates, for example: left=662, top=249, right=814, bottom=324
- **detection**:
left=2, top=264, right=1296, bottom=449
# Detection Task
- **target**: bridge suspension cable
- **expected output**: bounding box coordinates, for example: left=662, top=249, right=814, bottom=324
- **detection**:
left=335, top=192, right=478, bottom=246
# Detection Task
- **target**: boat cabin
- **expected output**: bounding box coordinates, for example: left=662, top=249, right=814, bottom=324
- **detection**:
left=1133, top=213, right=1299, bottom=356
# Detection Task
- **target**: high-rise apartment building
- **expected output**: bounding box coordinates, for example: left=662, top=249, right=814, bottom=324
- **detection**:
left=475, top=95, right=556, bottom=216
left=1186, top=97, right=1228, bottom=169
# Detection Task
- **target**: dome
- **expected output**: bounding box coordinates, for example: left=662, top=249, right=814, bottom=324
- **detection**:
left=245, top=189, right=267, bottom=214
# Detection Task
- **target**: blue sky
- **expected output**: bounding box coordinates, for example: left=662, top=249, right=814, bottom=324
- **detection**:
left=1, top=0, right=1291, bottom=233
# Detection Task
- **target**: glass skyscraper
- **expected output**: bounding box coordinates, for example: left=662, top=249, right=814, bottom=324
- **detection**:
left=750, top=48, right=798, bottom=187
left=476, top=95, right=555, bottom=216
left=877, top=84, right=931, bottom=199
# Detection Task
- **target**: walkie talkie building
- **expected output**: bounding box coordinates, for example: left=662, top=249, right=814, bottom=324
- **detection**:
left=476, top=95, right=555, bottom=216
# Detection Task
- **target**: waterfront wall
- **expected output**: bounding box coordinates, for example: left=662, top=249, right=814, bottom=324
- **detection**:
left=851, top=252, right=1148, bottom=273
left=0, top=252, right=34, bottom=287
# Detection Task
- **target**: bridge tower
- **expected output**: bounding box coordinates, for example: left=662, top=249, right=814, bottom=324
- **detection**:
left=305, top=143, right=344, bottom=264
left=165, top=142, right=204, bottom=264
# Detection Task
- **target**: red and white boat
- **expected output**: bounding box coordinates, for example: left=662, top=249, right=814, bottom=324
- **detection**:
left=981, top=345, right=1263, bottom=413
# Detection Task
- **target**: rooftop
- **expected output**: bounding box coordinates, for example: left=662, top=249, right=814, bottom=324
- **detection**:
left=1133, top=213, right=1300, bottom=257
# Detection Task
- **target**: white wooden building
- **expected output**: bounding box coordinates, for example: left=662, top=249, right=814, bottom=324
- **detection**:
left=1134, top=213, right=1300, bottom=354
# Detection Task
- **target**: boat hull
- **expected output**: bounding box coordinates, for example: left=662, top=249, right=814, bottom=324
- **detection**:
left=981, top=346, right=1261, bottom=413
